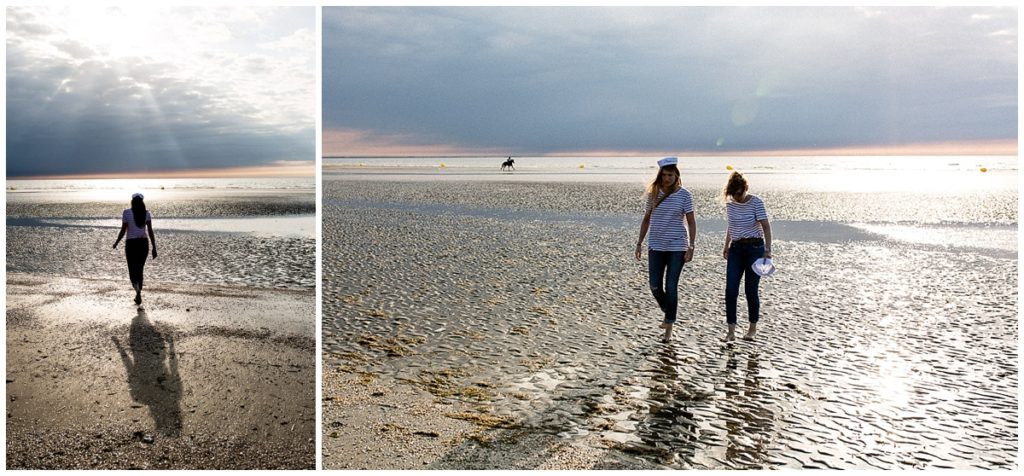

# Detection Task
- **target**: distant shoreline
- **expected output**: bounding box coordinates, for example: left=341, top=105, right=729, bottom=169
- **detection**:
left=322, top=148, right=1017, bottom=159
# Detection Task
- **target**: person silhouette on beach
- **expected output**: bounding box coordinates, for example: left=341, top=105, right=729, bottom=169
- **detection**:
left=501, top=156, right=515, bottom=171
left=113, top=193, right=158, bottom=305
left=721, top=171, right=773, bottom=342
left=112, top=308, right=183, bottom=437
left=635, top=157, right=696, bottom=342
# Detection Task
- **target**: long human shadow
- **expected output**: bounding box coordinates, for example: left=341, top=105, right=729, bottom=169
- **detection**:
left=423, top=336, right=779, bottom=469
left=421, top=339, right=685, bottom=469
left=112, top=308, right=183, bottom=437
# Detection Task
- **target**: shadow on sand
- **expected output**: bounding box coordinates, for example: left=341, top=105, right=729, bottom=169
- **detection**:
left=423, top=339, right=777, bottom=469
left=112, top=307, right=183, bottom=437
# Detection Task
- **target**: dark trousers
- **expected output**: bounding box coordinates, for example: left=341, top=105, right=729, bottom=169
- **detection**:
left=725, top=243, right=764, bottom=324
left=648, top=249, right=685, bottom=324
left=125, top=238, right=149, bottom=289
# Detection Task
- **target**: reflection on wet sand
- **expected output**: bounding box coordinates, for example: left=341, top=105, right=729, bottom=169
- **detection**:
left=113, top=308, right=183, bottom=437
left=322, top=180, right=1018, bottom=470
left=634, top=345, right=701, bottom=466
left=720, top=350, right=774, bottom=468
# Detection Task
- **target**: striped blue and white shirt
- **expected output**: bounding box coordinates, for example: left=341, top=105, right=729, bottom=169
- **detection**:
left=645, top=188, right=694, bottom=252
left=726, top=195, right=768, bottom=240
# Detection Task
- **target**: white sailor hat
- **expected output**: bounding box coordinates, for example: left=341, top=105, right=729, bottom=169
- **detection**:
left=132, top=192, right=144, bottom=200
left=657, top=156, right=678, bottom=168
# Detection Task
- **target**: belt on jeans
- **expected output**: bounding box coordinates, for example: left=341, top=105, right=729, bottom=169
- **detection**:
left=732, top=237, right=764, bottom=246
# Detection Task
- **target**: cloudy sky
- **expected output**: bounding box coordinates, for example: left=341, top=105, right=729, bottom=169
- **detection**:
left=6, top=6, right=315, bottom=177
left=323, top=6, right=1017, bottom=157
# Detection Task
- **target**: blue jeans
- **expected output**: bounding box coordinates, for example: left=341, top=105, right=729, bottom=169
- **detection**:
left=726, top=243, right=764, bottom=324
left=648, top=250, right=685, bottom=324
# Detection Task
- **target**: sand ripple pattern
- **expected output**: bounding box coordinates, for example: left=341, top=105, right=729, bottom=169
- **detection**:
left=7, top=195, right=315, bottom=290
left=7, top=226, right=314, bottom=290
left=323, top=180, right=1016, bottom=225
left=6, top=196, right=314, bottom=219
left=323, top=181, right=1017, bottom=470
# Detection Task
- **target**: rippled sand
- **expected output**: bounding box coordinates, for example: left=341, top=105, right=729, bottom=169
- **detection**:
left=6, top=193, right=314, bottom=218
left=322, top=178, right=1017, bottom=470
left=321, top=178, right=1016, bottom=224
left=6, top=195, right=315, bottom=290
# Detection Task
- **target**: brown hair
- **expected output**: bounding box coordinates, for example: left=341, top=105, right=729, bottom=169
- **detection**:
left=646, top=164, right=682, bottom=209
left=721, top=171, right=748, bottom=202
left=130, top=195, right=147, bottom=228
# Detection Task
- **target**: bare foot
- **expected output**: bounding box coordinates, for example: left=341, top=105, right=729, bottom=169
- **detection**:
left=661, top=323, right=673, bottom=342
left=659, top=322, right=669, bottom=329
left=742, top=323, right=757, bottom=341
left=722, top=324, right=737, bottom=342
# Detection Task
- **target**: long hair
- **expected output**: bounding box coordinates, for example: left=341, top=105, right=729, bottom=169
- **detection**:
left=647, top=164, right=681, bottom=195
left=131, top=196, right=147, bottom=228
left=721, top=171, right=748, bottom=202
left=646, top=164, right=681, bottom=208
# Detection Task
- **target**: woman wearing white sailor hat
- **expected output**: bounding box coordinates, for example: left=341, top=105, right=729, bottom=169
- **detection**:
left=635, top=156, right=697, bottom=343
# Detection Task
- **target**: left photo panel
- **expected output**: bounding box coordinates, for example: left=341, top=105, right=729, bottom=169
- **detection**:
left=5, top=6, right=316, bottom=469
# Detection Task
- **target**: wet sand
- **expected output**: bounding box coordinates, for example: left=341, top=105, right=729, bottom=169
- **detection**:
left=322, top=177, right=1018, bottom=470
left=5, top=273, right=315, bottom=469
left=6, top=193, right=316, bottom=290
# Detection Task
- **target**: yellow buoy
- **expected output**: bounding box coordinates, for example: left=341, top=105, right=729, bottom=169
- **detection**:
left=579, top=164, right=585, bottom=169
left=726, top=165, right=733, bottom=171
left=439, top=162, right=446, bottom=168
left=980, top=167, right=988, bottom=173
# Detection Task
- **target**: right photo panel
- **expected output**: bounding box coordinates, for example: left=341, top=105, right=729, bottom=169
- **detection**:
left=320, top=7, right=1018, bottom=470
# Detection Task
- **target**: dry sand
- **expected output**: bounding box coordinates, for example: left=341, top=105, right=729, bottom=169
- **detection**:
left=5, top=273, right=315, bottom=469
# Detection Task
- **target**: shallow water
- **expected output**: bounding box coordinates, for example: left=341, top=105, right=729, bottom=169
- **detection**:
left=324, top=155, right=1017, bottom=195
left=322, top=179, right=1017, bottom=226
left=322, top=178, right=1017, bottom=469
left=15, top=215, right=315, bottom=239
left=6, top=184, right=315, bottom=290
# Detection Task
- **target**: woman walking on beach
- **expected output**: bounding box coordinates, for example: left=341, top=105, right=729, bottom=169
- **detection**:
left=721, top=171, right=772, bottom=341
left=635, top=157, right=696, bottom=343
left=113, top=193, right=158, bottom=305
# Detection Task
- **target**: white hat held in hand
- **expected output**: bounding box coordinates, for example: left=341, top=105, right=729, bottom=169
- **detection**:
left=752, top=258, right=776, bottom=277
left=657, top=156, right=678, bottom=168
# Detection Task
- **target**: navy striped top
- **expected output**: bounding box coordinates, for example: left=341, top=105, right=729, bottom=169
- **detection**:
left=726, top=195, right=768, bottom=240
left=645, top=188, right=694, bottom=251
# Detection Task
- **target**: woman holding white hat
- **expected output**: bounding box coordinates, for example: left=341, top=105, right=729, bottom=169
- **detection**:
left=113, top=192, right=158, bottom=305
left=635, top=156, right=696, bottom=343
left=721, top=171, right=772, bottom=341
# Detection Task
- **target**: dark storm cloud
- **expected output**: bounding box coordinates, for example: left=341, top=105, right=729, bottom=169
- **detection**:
left=6, top=7, right=314, bottom=176
left=322, top=7, right=1017, bottom=154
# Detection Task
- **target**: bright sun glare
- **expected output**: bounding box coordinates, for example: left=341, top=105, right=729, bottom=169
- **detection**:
left=62, top=6, right=161, bottom=59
